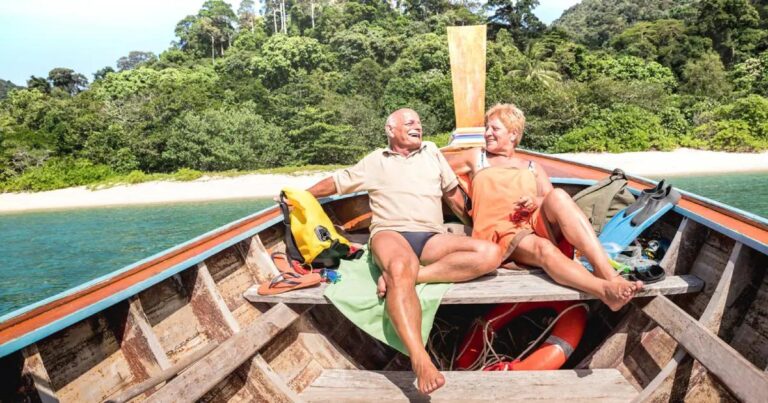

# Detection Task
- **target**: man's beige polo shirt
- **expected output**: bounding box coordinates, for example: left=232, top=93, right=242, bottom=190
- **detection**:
left=333, top=141, right=458, bottom=237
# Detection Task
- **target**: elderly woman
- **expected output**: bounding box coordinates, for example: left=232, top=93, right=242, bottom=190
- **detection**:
left=447, top=104, right=642, bottom=311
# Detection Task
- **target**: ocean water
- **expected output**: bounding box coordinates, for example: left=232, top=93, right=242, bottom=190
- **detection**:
left=0, top=199, right=273, bottom=317
left=0, top=172, right=766, bottom=318
left=659, top=172, right=768, bottom=219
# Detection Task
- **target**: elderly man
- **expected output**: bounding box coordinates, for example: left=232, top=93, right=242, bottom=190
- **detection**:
left=306, top=108, right=501, bottom=394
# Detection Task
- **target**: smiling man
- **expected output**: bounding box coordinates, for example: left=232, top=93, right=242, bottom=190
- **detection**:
left=305, top=108, right=501, bottom=395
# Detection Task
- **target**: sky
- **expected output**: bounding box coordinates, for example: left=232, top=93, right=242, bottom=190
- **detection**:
left=0, top=0, right=580, bottom=86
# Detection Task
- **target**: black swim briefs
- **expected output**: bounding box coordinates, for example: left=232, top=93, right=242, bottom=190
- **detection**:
left=400, top=231, right=438, bottom=258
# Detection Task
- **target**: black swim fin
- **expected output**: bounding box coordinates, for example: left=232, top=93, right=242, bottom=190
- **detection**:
left=630, top=185, right=680, bottom=227
left=624, top=180, right=665, bottom=217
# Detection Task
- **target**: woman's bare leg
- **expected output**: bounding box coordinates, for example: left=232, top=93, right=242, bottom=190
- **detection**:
left=511, top=235, right=641, bottom=311
left=540, top=189, right=625, bottom=282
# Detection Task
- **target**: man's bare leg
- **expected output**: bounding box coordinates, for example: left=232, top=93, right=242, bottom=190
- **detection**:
left=512, top=235, right=642, bottom=311
left=371, top=231, right=445, bottom=395
left=419, top=234, right=501, bottom=282
left=540, top=189, right=642, bottom=288
left=376, top=234, right=501, bottom=296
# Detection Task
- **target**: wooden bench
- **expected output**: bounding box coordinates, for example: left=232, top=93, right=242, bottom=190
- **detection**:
left=243, top=273, right=704, bottom=305
left=300, top=369, right=639, bottom=402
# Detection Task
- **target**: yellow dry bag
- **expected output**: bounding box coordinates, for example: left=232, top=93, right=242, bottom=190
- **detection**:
left=279, top=187, right=360, bottom=268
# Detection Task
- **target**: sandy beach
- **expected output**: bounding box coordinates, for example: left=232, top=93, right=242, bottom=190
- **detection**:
left=1, top=149, right=766, bottom=213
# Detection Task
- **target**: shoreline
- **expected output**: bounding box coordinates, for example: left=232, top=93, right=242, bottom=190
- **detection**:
left=1, top=149, right=766, bottom=214
left=553, top=148, right=768, bottom=177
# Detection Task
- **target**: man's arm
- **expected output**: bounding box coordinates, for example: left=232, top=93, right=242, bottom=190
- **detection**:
left=443, top=186, right=471, bottom=226
left=306, top=177, right=338, bottom=198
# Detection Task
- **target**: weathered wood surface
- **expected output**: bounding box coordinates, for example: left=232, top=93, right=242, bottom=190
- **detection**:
left=145, top=303, right=299, bottom=403
left=300, top=369, right=638, bottom=402
left=659, top=218, right=706, bottom=275
left=639, top=295, right=768, bottom=403
left=125, top=297, right=172, bottom=371
left=21, top=344, right=58, bottom=403
left=633, top=242, right=747, bottom=402
left=447, top=25, right=486, bottom=130
left=244, top=274, right=704, bottom=305
left=106, top=343, right=216, bottom=403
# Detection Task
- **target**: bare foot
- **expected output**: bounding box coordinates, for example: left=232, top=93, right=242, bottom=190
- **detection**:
left=602, top=277, right=644, bottom=311
left=412, top=354, right=445, bottom=395
left=376, top=275, right=387, bottom=298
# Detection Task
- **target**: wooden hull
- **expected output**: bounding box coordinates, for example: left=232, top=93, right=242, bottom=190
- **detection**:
left=0, top=152, right=766, bottom=402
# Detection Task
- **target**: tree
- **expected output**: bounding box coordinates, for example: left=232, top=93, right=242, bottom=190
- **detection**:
left=554, top=104, right=676, bottom=152
left=237, top=0, right=258, bottom=32
left=174, top=0, right=237, bottom=59
left=93, top=66, right=115, bottom=81
left=116, top=51, right=157, bottom=71
left=681, top=52, right=732, bottom=98
left=0, top=79, right=20, bottom=100
left=47, top=68, right=88, bottom=95
left=609, top=19, right=711, bottom=75
left=26, top=76, right=50, bottom=94
left=510, top=44, right=562, bottom=88
left=732, top=50, right=768, bottom=96
left=487, top=0, right=545, bottom=46
left=554, top=0, right=698, bottom=47
left=251, top=35, right=331, bottom=88
left=694, top=0, right=760, bottom=65
left=403, top=0, right=452, bottom=20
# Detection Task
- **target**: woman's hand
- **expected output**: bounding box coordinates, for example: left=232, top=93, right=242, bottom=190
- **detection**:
left=516, top=195, right=537, bottom=211
left=510, top=195, right=538, bottom=224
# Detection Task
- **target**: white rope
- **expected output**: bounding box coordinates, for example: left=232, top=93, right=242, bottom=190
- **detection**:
left=512, top=303, right=589, bottom=362
left=470, top=302, right=590, bottom=370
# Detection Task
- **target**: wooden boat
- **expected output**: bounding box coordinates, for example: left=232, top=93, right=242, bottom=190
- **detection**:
left=2, top=26, right=768, bottom=403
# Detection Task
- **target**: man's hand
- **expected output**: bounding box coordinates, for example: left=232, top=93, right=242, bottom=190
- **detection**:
left=307, top=177, right=338, bottom=198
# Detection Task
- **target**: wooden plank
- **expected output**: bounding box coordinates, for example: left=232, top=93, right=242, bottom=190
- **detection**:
left=127, top=297, right=172, bottom=370
left=106, top=343, right=217, bottom=403
left=638, top=295, right=768, bottom=403
left=300, top=369, right=637, bottom=402
left=21, top=344, right=58, bottom=403
left=195, top=262, right=241, bottom=333
left=244, top=274, right=704, bottom=305
left=145, top=303, right=300, bottom=403
left=447, top=25, right=486, bottom=130
left=633, top=242, right=747, bottom=402
left=659, top=218, right=706, bottom=275
left=243, top=235, right=280, bottom=282
left=242, top=354, right=303, bottom=402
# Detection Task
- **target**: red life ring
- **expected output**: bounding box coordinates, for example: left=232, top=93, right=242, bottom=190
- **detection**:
left=455, top=301, right=587, bottom=371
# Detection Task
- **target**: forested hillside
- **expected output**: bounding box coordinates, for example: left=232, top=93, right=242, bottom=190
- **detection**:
left=1, top=0, right=767, bottom=192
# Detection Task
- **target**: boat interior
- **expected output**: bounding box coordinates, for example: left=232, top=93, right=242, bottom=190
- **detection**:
left=1, top=165, right=767, bottom=402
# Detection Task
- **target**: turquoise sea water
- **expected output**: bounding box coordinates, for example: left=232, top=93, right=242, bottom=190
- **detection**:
left=0, top=172, right=766, bottom=318
left=0, top=199, right=273, bottom=317
left=658, top=172, right=768, bottom=218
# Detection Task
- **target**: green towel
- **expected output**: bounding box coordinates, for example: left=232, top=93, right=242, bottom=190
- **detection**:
left=323, top=248, right=452, bottom=355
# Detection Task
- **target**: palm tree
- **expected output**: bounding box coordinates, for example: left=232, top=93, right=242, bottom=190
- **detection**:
left=510, top=44, right=562, bottom=88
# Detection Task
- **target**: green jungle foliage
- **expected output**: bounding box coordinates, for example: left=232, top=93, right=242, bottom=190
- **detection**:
left=1, top=0, right=768, bottom=191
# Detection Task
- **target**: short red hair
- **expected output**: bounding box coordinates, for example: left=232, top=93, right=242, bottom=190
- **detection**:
left=486, top=103, right=526, bottom=146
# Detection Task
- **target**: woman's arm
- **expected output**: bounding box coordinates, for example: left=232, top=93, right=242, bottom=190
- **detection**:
left=533, top=163, right=554, bottom=197
left=443, top=148, right=475, bottom=177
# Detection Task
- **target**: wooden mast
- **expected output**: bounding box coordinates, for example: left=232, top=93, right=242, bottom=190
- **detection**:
left=446, top=25, right=487, bottom=149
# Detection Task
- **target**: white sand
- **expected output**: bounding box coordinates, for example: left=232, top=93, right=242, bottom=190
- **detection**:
left=1, top=149, right=766, bottom=213
left=0, top=173, right=330, bottom=214
left=553, top=148, right=768, bottom=177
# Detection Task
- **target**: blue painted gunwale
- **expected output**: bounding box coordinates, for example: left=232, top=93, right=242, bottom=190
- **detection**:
left=0, top=193, right=364, bottom=358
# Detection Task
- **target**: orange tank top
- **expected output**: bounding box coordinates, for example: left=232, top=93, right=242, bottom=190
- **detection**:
left=470, top=166, right=539, bottom=243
